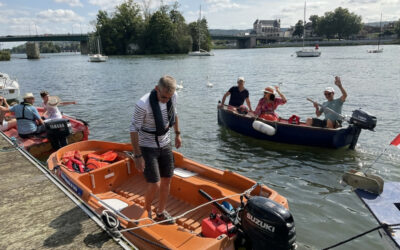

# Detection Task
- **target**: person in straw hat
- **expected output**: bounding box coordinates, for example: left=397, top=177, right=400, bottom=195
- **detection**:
left=7, top=92, right=45, bottom=137
left=254, top=85, right=287, bottom=120
left=40, top=91, right=76, bottom=119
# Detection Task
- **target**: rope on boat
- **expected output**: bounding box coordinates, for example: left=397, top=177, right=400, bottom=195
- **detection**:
left=118, top=183, right=259, bottom=233
left=322, top=223, right=400, bottom=249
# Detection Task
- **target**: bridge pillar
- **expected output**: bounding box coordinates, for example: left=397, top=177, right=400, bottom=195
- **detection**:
left=237, top=37, right=257, bottom=49
left=26, top=42, right=40, bottom=59
left=80, top=41, right=88, bottom=55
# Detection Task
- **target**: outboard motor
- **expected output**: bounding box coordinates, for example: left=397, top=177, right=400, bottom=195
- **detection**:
left=240, top=196, right=296, bottom=250
left=348, top=109, right=377, bottom=149
left=349, top=109, right=377, bottom=131
left=45, top=118, right=72, bottom=150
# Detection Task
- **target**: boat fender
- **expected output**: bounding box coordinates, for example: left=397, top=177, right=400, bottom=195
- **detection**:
left=252, top=120, right=276, bottom=136
left=288, top=115, right=300, bottom=125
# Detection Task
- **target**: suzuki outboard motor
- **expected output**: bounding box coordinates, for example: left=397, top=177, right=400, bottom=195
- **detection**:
left=240, top=196, right=296, bottom=250
left=349, top=109, right=377, bottom=131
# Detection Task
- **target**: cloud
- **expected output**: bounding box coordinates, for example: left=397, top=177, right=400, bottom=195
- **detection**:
left=37, top=9, right=84, bottom=23
left=88, top=0, right=124, bottom=10
left=0, top=2, right=3, bottom=7
left=54, top=0, right=84, bottom=7
left=204, top=0, right=245, bottom=13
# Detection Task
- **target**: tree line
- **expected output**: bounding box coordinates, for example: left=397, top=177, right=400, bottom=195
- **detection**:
left=93, top=0, right=212, bottom=55
left=292, top=6, right=400, bottom=39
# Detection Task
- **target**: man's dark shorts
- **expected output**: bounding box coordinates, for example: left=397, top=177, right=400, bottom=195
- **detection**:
left=141, top=144, right=174, bottom=183
left=311, top=118, right=342, bottom=128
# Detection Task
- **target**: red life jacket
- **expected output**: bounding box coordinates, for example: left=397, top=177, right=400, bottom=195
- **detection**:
left=260, top=113, right=278, bottom=121
left=288, top=115, right=300, bottom=125
left=86, top=151, right=118, bottom=170
left=62, top=150, right=86, bottom=173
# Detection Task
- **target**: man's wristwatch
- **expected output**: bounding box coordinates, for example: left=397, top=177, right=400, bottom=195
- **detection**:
left=175, top=131, right=181, bottom=135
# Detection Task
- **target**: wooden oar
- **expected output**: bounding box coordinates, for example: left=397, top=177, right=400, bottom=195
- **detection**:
left=306, top=97, right=349, bottom=122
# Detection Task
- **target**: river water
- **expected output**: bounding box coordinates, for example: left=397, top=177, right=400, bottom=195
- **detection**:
left=2, top=45, right=400, bottom=249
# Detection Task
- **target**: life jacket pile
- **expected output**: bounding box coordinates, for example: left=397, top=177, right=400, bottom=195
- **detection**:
left=62, top=150, right=118, bottom=173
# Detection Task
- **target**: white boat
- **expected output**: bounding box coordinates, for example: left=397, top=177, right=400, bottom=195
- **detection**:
left=89, top=37, right=108, bottom=62
left=189, top=49, right=214, bottom=56
left=188, top=6, right=214, bottom=56
left=0, top=72, right=20, bottom=101
left=89, top=54, right=108, bottom=62
left=368, top=13, right=384, bottom=54
left=296, top=1, right=321, bottom=58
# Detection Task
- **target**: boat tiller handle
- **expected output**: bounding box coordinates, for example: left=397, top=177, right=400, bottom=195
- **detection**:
left=198, top=189, right=232, bottom=217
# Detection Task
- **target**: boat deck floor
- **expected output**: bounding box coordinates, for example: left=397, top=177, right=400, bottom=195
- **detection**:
left=110, top=174, right=214, bottom=234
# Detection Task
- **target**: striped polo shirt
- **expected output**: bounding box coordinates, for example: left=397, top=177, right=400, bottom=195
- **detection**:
left=130, top=91, right=177, bottom=148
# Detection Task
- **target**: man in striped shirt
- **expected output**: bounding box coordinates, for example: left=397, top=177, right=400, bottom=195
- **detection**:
left=130, top=75, right=182, bottom=224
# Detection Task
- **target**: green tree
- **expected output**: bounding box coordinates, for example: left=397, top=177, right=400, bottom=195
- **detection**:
left=292, top=20, right=304, bottom=38
left=142, top=9, right=175, bottom=53
left=189, top=18, right=212, bottom=51
left=309, top=15, right=319, bottom=35
left=95, top=0, right=143, bottom=55
left=316, top=7, right=362, bottom=39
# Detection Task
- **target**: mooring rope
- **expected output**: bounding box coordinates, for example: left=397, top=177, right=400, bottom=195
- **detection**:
left=117, top=183, right=259, bottom=233
left=322, top=223, right=400, bottom=249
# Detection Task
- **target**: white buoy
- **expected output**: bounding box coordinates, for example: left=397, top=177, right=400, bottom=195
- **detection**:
left=206, top=76, right=213, bottom=87
left=252, top=120, right=276, bottom=136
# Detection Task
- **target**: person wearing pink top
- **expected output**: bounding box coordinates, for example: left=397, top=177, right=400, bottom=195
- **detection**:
left=254, top=86, right=287, bottom=120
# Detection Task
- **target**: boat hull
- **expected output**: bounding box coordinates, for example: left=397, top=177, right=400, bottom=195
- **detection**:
left=296, top=50, right=321, bottom=57
left=355, top=182, right=400, bottom=250
left=188, top=51, right=214, bottom=56
left=47, top=140, right=290, bottom=249
left=218, top=106, right=360, bottom=149
left=89, top=54, right=108, bottom=62
left=4, top=107, right=89, bottom=159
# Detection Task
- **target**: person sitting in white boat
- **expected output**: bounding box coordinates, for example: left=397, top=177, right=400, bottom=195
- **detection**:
left=306, top=76, right=348, bottom=128
left=0, top=96, right=17, bottom=131
left=40, top=91, right=76, bottom=119
left=7, top=93, right=45, bottom=138
left=220, top=77, right=252, bottom=112
left=130, top=75, right=182, bottom=224
left=254, top=86, right=287, bottom=121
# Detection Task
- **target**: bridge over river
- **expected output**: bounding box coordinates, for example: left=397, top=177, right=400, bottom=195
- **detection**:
left=0, top=34, right=90, bottom=58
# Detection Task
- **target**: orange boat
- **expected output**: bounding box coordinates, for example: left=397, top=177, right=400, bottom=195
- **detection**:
left=4, top=107, right=89, bottom=159
left=47, top=140, right=296, bottom=250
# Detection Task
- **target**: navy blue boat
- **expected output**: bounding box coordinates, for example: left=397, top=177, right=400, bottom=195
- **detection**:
left=217, top=105, right=376, bottom=149
left=355, top=182, right=400, bottom=249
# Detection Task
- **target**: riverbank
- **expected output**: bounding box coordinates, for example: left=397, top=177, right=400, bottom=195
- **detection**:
left=213, top=38, right=400, bottom=49
left=0, top=51, right=10, bottom=61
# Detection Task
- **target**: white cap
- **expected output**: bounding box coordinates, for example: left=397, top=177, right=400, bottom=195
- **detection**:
left=324, top=87, right=335, bottom=93
left=237, top=77, right=245, bottom=82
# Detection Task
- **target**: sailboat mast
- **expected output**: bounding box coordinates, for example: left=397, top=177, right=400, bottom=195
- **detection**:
left=97, top=37, right=100, bottom=54
left=303, top=1, right=306, bottom=48
left=377, top=13, right=382, bottom=50
left=198, top=5, right=201, bottom=51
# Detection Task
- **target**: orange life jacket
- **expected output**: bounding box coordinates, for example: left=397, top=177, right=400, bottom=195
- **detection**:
left=62, top=150, right=86, bottom=173
left=86, top=151, right=118, bottom=170
left=260, top=113, right=278, bottom=121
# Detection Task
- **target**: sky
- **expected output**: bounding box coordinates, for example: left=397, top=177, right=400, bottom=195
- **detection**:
left=0, top=0, right=399, bottom=47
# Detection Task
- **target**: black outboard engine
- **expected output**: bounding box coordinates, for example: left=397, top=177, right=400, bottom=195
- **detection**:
left=45, top=118, right=72, bottom=150
left=349, top=109, right=377, bottom=131
left=240, top=196, right=296, bottom=250
left=348, top=109, right=377, bottom=149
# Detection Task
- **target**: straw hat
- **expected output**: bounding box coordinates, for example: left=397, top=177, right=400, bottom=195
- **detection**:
left=263, top=86, right=275, bottom=94
left=23, top=93, right=35, bottom=99
left=48, top=96, right=60, bottom=106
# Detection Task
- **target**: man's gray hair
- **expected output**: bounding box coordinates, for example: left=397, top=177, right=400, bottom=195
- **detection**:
left=158, top=75, right=176, bottom=94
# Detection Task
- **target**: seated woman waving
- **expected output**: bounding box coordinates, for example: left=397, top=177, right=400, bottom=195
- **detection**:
left=254, top=86, right=287, bottom=121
